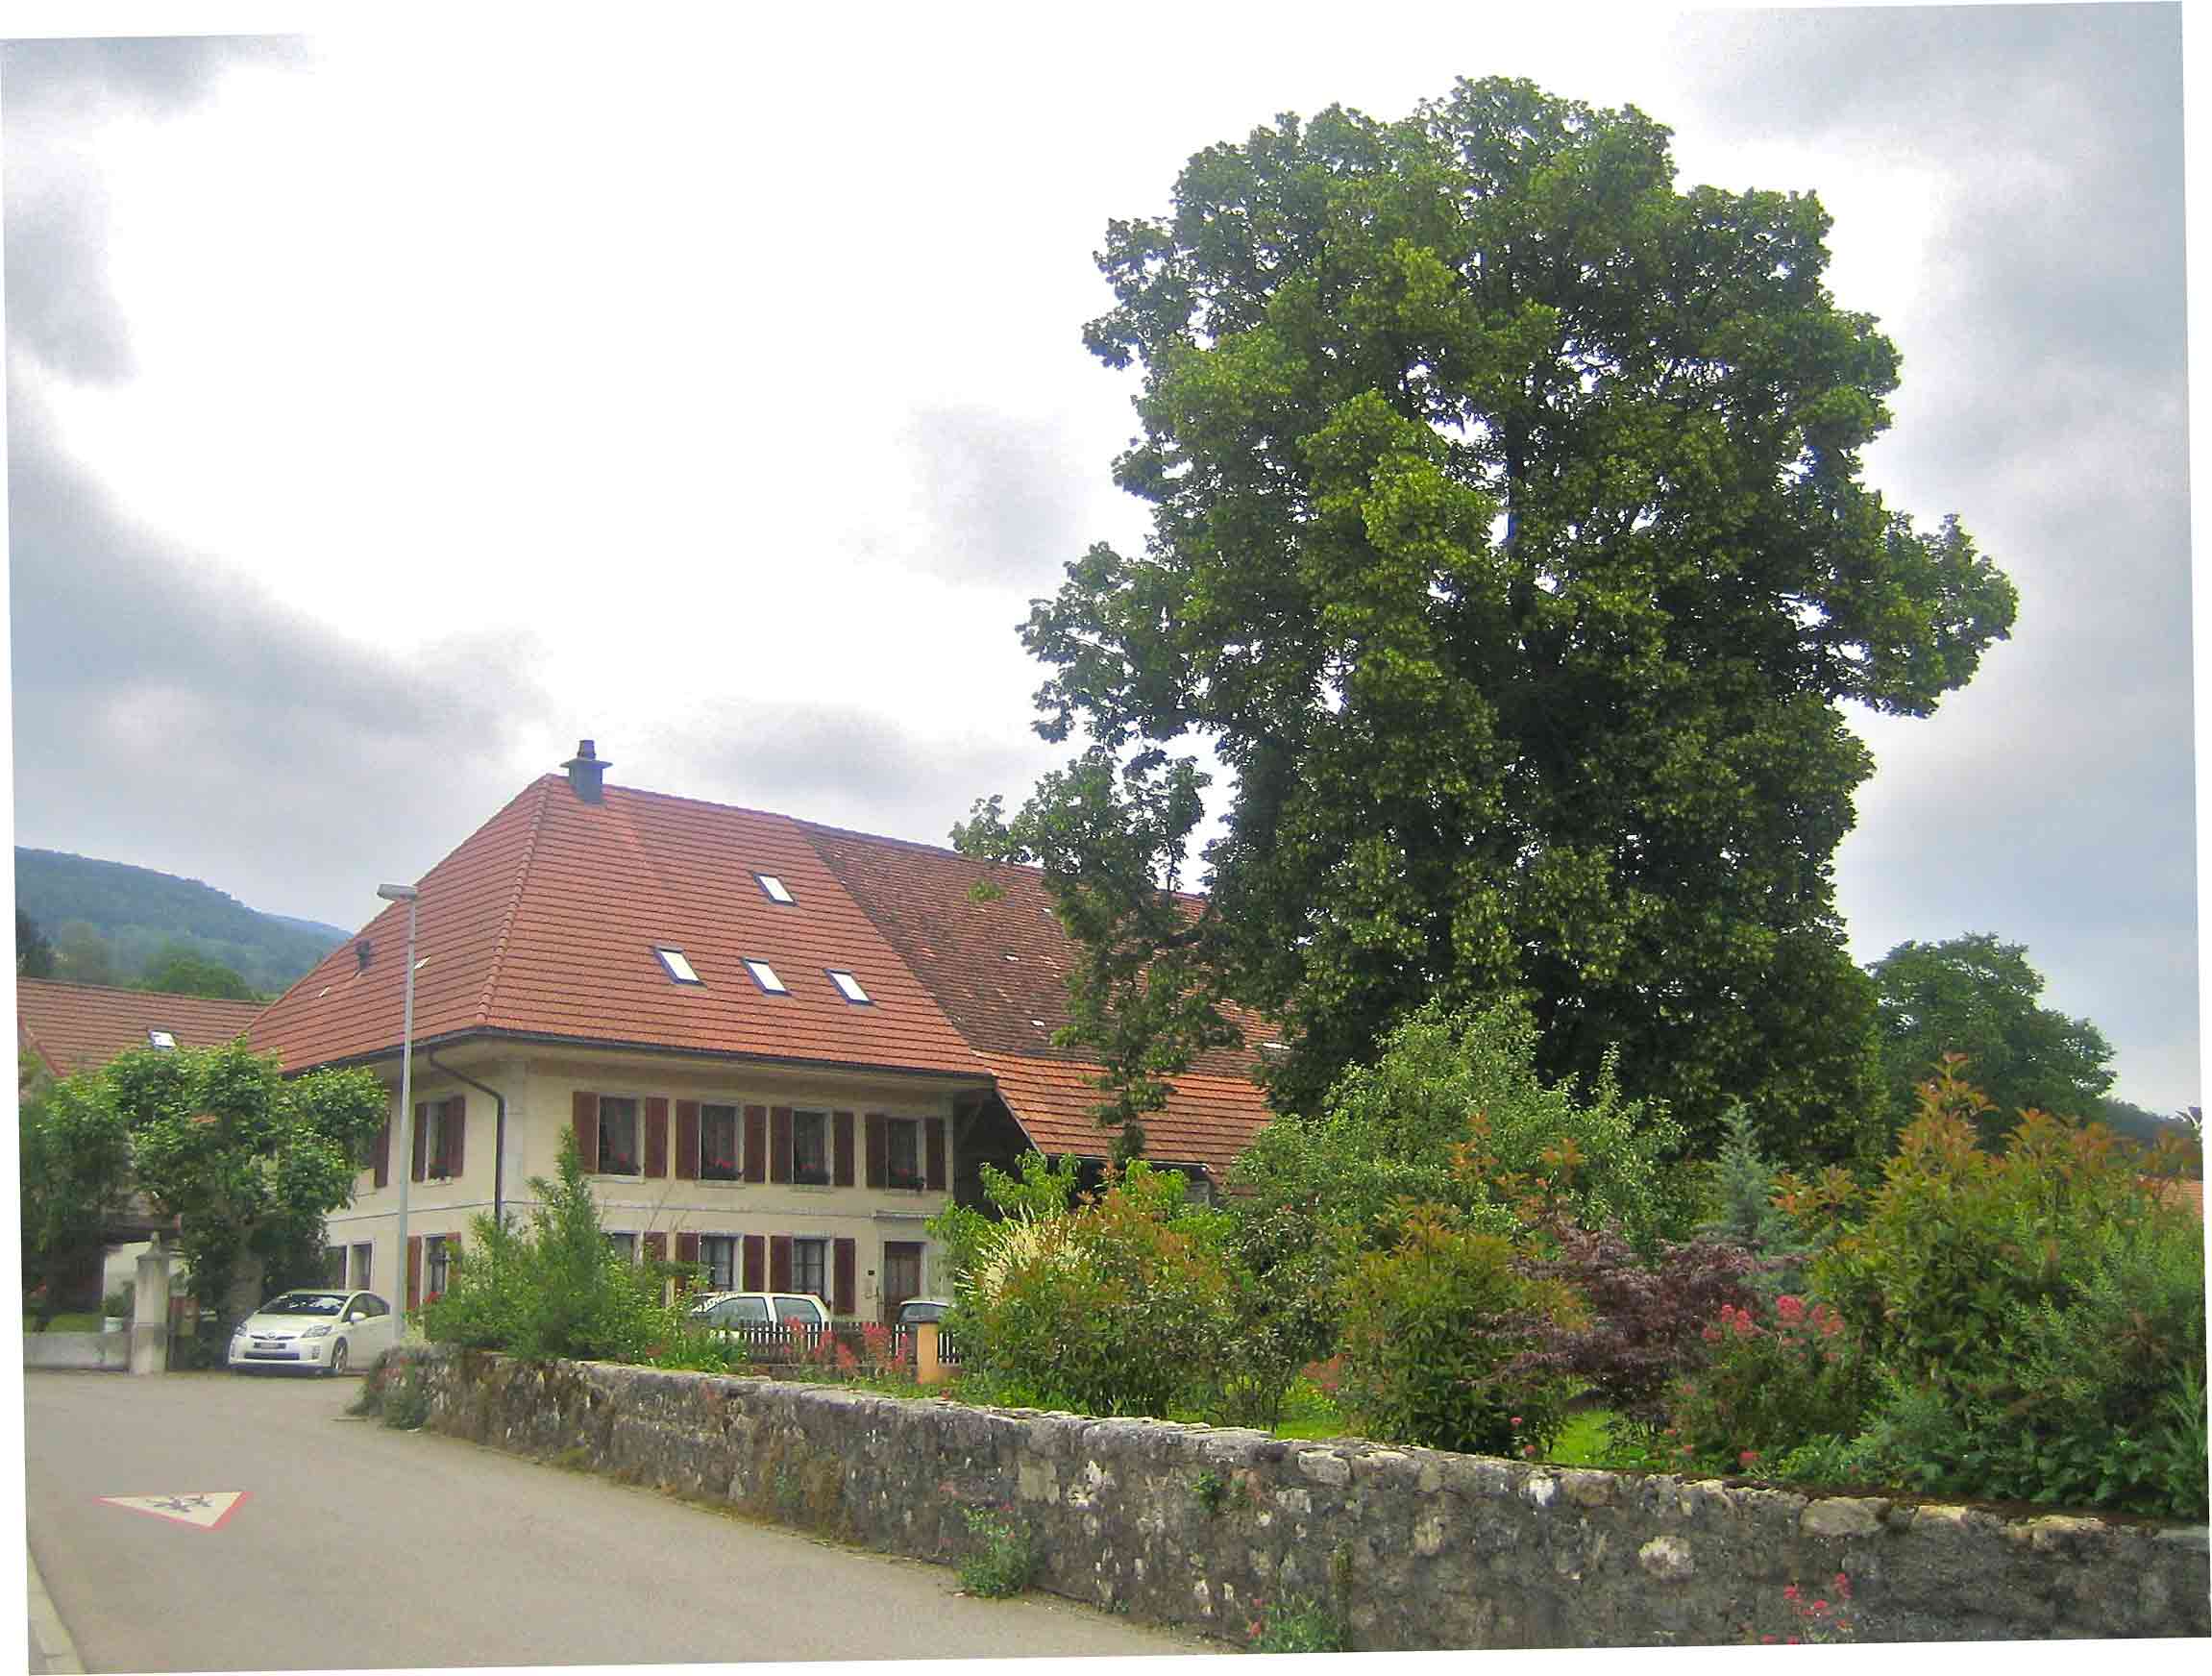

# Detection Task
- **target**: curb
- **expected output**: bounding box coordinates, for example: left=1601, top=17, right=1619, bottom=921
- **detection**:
left=27, top=1549, right=85, bottom=1675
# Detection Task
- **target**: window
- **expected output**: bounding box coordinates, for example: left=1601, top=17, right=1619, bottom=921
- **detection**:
left=598, top=1097, right=641, bottom=1175
left=147, top=1028, right=177, bottom=1049
left=654, top=945, right=702, bottom=984
left=886, top=1118, right=922, bottom=1190
left=700, top=1103, right=741, bottom=1181
left=351, top=1243, right=373, bottom=1290
left=754, top=873, right=796, bottom=905
left=324, top=1246, right=348, bottom=1285
left=420, top=1097, right=464, bottom=1180
left=700, top=1235, right=737, bottom=1291
left=607, top=1231, right=638, bottom=1264
left=708, top=1295, right=770, bottom=1325
left=744, top=958, right=788, bottom=995
left=793, top=1110, right=830, bottom=1186
left=425, top=1236, right=453, bottom=1301
left=791, top=1239, right=828, bottom=1300
left=825, top=969, right=872, bottom=1004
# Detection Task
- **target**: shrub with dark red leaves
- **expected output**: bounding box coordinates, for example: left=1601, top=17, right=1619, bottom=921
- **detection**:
left=1508, top=1221, right=1767, bottom=1431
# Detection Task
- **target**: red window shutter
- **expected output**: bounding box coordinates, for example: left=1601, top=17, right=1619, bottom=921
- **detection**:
left=373, top=1119, right=390, bottom=1190
left=676, top=1231, right=700, bottom=1266
left=769, top=1234, right=794, bottom=1293
left=643, top=1231, right=668, bottom=1265
left=924, top=1117, right=946, bottom=1191
left=743, top=1105, right=768, bottom=1183
left=770, top=1106, right=794, bottom=1183
left=864, top=1114, right=887, bottom=1189
left=742, top=1233, right=765, bottom=1291
left=572, top=1091, right=599, bottom=1171
left=644, top=1097, right=670, bottom=1178
left=832, top=1111, right=855, bottom=1187
left=446, top=1096, right=466, bottom=1179
left=675, top=1101, right=700, bottom=1180
left=406, top=1235, right=423, bottom=1312
left=832, top=1237, right=856, bottom=1317
left=411, top=1103, right=430, bottom=1182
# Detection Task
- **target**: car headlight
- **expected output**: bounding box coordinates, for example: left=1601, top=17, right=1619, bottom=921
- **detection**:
left=231, top=1324, right=252, bottom=1342
left=300, top=1324, right=333, bottom=1339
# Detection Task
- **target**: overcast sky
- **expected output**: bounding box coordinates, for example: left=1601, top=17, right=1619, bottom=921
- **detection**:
left=2, top=4, right=2198, bottom=1116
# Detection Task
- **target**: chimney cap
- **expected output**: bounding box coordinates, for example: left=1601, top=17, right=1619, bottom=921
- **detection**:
left=561, top=738, right=611, bottom=802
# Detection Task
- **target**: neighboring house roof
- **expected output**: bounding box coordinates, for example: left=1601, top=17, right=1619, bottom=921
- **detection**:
left=16, top=979, right=264, bottom=1078
left=247, top=754, right=1279, bottom=1175
left=2146, top=1175, right=2205, bottom=1220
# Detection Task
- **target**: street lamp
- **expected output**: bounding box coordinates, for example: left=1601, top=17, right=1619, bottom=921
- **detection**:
left=377, top=882, right=419, bottom=1338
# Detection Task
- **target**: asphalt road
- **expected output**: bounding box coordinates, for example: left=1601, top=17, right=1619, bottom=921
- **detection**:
left=22, top=1369, right=1214, bottom=1671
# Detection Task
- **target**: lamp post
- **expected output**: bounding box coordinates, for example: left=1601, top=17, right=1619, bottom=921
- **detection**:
left=377, top=882, right=419, bottom=1338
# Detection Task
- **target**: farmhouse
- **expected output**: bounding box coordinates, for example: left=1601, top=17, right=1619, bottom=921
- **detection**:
left=247, top=742, right=1275, bottom=1319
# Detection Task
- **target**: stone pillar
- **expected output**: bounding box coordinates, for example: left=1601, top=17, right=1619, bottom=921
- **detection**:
left=130, top=1241, right=172, bottom=1376
left=916, top=1321, right=946, bottom=1386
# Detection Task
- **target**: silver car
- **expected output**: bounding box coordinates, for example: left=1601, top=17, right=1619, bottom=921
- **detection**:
left=228, top=1289, right=395, bottom=1376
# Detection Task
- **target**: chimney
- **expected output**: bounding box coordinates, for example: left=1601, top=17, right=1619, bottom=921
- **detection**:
left=562, top=738, right=610, bottom=803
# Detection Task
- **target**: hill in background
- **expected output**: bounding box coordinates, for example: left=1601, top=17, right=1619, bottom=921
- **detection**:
left=14, top=848, right=351, bottom=998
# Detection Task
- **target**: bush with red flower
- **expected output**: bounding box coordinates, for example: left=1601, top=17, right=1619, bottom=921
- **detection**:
left=1668, top=1294, right=1876, bottom=1473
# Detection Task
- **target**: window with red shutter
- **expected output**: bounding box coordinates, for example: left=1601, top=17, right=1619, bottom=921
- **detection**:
left=644, top=1097, right=670, bottom=1178
left=864, top=1113, right=887, bottom=1189
left=675, top=1101, right=700, bottom=1181
left=743, top=1106, right=768, bottom=1184
left=770, top=1107, right=794, bottom=1183
left=768, top=1234, right=794, bottom=1293
left=445, top=1096, right=467, bottom=1179
left=741, top=1233, right=765, bottom=1291
left=643, top=1231, right=668, bottom=1264
left=832, top=1237, right=856, bottom=1316
left=832, top=1111, right=855, bottom=1187
left=572, top=1091, right=599, bottom=1170
left=676, top=1231, right=700, bottom=1266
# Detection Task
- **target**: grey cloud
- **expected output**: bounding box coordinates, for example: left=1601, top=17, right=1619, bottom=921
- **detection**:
left=2, top=34, right=307, bottom=385
left=898, top=404, right=1104, bottom=585
left=7, top=382, right=550, bottom=930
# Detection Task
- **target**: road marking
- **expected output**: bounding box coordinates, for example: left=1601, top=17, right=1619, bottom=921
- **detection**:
left=96, top=1491, right=249, bottom=1530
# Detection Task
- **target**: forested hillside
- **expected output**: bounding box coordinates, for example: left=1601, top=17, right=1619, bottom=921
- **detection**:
left=14, top=848, right=350, bottom=998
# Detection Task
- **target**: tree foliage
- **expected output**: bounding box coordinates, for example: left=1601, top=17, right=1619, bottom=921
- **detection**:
left=137, top=944, right=260, bottom=1001
left=16, top=908, right=56, bottom=977
left=17, top=1052, right=134, bottom=1322
left=1867, top=933, right=2114, bottom=1142
left=963, top=75, right=2013, bottom=1166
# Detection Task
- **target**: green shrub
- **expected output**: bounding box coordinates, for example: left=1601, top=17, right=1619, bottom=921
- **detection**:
left=1335, top=1205, right=1579, bottom=1456
left=956, top=1505, right=1033, bottom=1598
left=380, top=1368, right=431, bottom=1431
left=1668, top=1294, right=1878, bottom=1474
left=419, top=1131, right=678, bottom=1364
left=1245, top=1593, right=1346, bottom=1653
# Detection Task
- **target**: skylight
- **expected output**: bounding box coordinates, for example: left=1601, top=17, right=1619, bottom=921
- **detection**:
left=754, top=873, right=796, bottom=905
left=826, top=969, right=871, bottom=1004
left=654, top=946, right=703, bottom=985
left=147, top=1029, right=177, bottom=1049
left=743, top=958, right=788, bottom=995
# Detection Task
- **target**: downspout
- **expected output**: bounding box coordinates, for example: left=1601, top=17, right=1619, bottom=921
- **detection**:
left=424, top=1048, right=508, bottom=1228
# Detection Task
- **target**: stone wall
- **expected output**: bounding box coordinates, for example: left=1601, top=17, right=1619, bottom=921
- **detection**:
left=23, top=1330, right=127, bottom=1371
left=386, top=1347, right=2208, bottom=1647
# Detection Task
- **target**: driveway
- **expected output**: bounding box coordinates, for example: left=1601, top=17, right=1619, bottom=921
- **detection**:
left=22, top=1369, right=1216, bottom=1670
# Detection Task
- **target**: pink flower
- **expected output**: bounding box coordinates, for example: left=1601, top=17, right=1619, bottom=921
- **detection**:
left=1521, top=1443, right=1536, bottom=1457
left=1783, top=1585, right=1800, bottom=1601
left=1776, top=1294, right=1806, bottom=1324
left=1510, top=1416, right=1523, bottom=1427
left=1740, top=1449, right=1759, bottom=1466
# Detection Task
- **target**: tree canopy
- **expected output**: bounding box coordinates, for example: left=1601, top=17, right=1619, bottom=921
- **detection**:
left=1867, top=933, right=2114, bottom=1141
left=137, top=944, right=261, bottom=1000
left=961, top=76, right=2014, bottom=1164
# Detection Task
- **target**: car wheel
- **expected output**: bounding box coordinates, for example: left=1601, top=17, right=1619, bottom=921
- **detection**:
left=327, top=1339, right=349, bottom=1377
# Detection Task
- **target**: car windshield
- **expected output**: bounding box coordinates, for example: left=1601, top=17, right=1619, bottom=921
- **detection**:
left=259, top=1293, right=347, bottom=1318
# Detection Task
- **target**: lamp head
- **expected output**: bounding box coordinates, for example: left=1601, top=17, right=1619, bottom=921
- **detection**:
left=377, top=883, right=419, bottom=903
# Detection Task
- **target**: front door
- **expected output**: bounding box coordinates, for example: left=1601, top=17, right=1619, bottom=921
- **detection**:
left=881, top=1242, right=922, bottom=1324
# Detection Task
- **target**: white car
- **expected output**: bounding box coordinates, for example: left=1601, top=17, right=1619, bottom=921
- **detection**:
left=228, top=1289, right=396, bottom=1376
left=685, top=1291, right=832, bottom=1331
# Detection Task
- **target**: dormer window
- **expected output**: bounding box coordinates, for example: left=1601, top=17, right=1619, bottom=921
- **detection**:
left=147, top=1029, right=177, bottom=1049
left=743, top=958, right=788, bottom=995
left=654, top=946, right=703, bottom=985
left=826, top=969, right=872, bottom=1004
left=754, top=874, right=795, bottom=905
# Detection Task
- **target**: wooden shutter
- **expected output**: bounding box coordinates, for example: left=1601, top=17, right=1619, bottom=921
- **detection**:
left=675, top=1101, right=700, bottom=1181
left=741, top=1233, right=765, bottom=1291
left=446, top=1096, right=466, bottom=1179
left=864, top=1113, right=887, bottom=1189
left=770, top=1106, right=794, bottom=1183
left=373, top=1119, right=390, bottom=1190
left=832, top=1237, right=856, bottom=1317
left=924, top=1116, right=946, bottom=1191
left=744, top=1105, right=769, bottom=1183
left=643, top=1231, right=668, bottom=1264
left=406, top=1235, right=423, bottom=1312
left=572, top=1091, right=599, bottom=1171
left=832, top=1111, right=855, bottom=1187
left=644, top=1097, right=670, bottom=1178
left=676, top=1231, right=700, bottom=1266
left=411, top=1103, right=430, bottom=1182
left=769, top=1234, right=794, bottom=1293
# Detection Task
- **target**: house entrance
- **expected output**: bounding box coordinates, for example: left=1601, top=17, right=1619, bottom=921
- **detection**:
left=881, top=1242, right=922, bottom=1323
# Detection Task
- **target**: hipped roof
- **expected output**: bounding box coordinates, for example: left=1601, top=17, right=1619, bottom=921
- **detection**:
left=16, top=979, right=264, bottom=1078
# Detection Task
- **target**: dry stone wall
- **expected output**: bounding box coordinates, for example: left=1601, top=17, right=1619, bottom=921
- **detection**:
left=386, top=1347, right=2208, bottom=1647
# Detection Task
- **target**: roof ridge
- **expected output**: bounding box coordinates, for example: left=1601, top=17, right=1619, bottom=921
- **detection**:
left=476, top=775, right=553, bottom=1025
left=15, top=976, right=265, bottom=1010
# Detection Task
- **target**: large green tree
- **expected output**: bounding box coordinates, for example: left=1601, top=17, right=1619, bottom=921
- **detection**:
left=1867, top=933, right=2114, bottom=1141
left=961, top=77, right=2013, bottom=1165
left=137, top=943, right=260, bottom=1001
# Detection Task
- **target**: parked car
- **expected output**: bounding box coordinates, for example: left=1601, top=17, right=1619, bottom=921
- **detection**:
left=228, top=1289, right=394, bottom=1376
left=894, top=1297, right=952, bottom=1326
left=685, top=1292, right=831, bottom=1331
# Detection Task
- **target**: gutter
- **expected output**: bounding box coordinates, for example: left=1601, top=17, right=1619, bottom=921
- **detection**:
left=425, top=1048, right=508, bottom=1228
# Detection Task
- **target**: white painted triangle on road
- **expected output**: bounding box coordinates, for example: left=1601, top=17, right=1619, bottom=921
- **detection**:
left=97, top=1491, right=248, bottom=1530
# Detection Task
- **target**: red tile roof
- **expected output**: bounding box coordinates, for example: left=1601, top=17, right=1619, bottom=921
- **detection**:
left=16, top=979, right=264, bottom=1078
left=246, top=768, right=1278, bottom=1173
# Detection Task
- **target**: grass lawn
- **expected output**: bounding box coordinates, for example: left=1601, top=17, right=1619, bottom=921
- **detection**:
left=31, top=1312, right=106, bottom=1333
